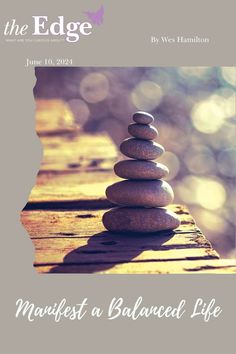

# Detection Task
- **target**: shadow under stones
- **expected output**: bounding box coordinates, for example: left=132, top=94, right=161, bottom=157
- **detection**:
left=49, top=229, right=176, bottom=274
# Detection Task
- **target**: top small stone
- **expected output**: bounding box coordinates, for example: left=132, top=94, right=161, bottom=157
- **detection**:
left=133, top=111, right=154, bottom=125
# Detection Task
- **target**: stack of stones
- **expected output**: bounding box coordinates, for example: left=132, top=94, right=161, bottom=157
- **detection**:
left=102, top=111, right=180, bottom=233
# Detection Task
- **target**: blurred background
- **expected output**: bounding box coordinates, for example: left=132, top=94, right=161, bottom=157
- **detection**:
left=34, top=66, right=236, bottom=258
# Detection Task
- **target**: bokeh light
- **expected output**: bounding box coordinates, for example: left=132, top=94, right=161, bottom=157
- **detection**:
left=197, top=209, right=227, bottom=232
left=158, top=151, right=180, bottom=181
left=195, top=177, right=226, bottom=210
left=220, top=67, right=236, bottom=87
left=67, top=99, right=90, bottom=125
left=184, top=144, right=216, bottom=174
left=191, top=91, right=235, bottom=134
left=79, top=72, right=110, bottom=103
left=217, top=148, right=236, bottom=177
left=178, top=66, right=210, bottom=78
left=108, top=91, right=135, bottom=120
left=131, top=80, right=163, bottom=111
left=177, top=175, right=226, bottom=210
left=145, top=68, right=173, bottom=93
left=176, top=175, right=199, bottom=204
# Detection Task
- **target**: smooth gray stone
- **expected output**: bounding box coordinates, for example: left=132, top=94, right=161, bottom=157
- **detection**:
left=103, top=207, right=180, bottom=232
left=114, top=160, right=169, bottom=180
left=106, top=180, right=174, bottom=207
left=128, top=123, right=158, bottom=140
left=120, top=138, right=164, bottom=160
left=133, top=111, right=154, bottom=124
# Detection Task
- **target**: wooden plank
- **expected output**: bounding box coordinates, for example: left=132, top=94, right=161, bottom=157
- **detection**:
left=21, top=205, right=201, bottom=239
left=34, top=259, right=236, bottom=274
left=30, top=233, right=210, bottom=250
left=27, top=170, right=119, bottom=205
left=22, top=204, right=220, bottom=271
left=33, top=239, right=218, bottom=265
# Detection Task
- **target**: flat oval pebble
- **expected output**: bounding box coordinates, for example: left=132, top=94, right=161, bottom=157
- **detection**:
left=106, top=180, right=174, bottom=207
left=103, top=207, right=180, bottom=233
left=133, top=111, right=154, bottom=124
left=128, top=123, right=158, bottom=140
left=120, top=138, right=164, bottom=160
left=114, top=160, right=169, bottom=180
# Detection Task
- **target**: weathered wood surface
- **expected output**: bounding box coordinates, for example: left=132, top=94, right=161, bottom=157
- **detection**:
left=35, top=259, right=236, bottom=274
left=21, top=131, right=236, bottom=274
left=21, top=206, right=201, bottom=238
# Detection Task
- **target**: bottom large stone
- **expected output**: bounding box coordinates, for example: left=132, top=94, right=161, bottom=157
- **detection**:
left=102, top=207, right=180, bottom=233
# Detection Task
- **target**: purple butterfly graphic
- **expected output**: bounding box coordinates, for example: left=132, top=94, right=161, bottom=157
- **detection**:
left=84, top=5, right=104, bottom=25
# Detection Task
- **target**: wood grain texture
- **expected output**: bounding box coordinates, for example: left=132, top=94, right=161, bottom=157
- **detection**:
left=35, top=259, right=236, bottom=274
left=21, top=204, right=222, bottom=273
left=21, top=206, right=200, bottom=239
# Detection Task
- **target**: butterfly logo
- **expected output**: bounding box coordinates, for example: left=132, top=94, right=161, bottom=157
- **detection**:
left=84, top=5, right=104, bottom=26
